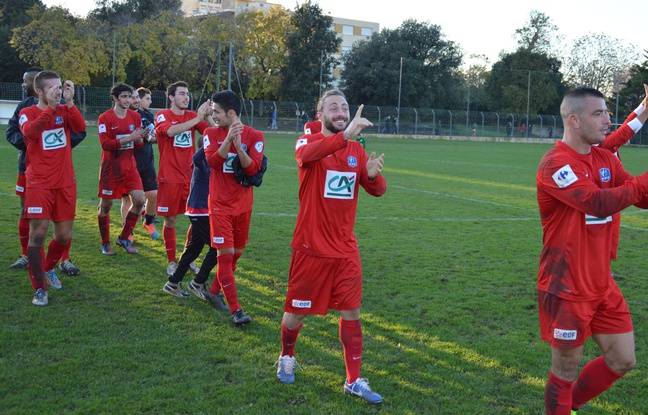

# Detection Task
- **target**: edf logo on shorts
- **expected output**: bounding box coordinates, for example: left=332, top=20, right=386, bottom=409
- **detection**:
left=174, top=131, right=192, bottom=148
left=292, top=299, right=312, bottom=308
left=552, top=164, right=578, bottom=188
left=599, top=167, right=611, bottom=183
left=324, top=170, right=356, bottom=199
left=553, top=328, right=577, bottom=341
left=41, top=128, right=67, bottom=150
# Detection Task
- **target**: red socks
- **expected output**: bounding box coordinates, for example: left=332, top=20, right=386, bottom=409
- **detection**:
left=232, top=252, right=242, bottom=273
left=27, top=246, right=45, bottom=290
left=545, top=372, right=574, bottom=415
left=19, top=217, right=29, bottom=256
left=339, top=319, right=363, bottom=384
left=281, top=322, right=303, bottom=357
left=44, top=239, right=69, bottom=271
left=572, top=356, right=623, bottom=410
left=120, top=211, right=139, bottom=240
left=98, top=214, right=110, bottom=244
left=163, top=225, right=177, bottom=263
left=215, top=254, right=239, bottom=313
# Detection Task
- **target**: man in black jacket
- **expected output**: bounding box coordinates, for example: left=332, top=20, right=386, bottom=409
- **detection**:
left=6, top=67, right=86, bottom=275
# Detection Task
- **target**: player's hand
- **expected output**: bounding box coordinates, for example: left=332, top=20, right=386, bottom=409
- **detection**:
left=130, top=128, right=146, bottom=143
left=197, top=100, right=211, bottom=118
left=642, top=83, right=648, bottom=107
left=227, top=121, right=244, bottom=144
left=366, top=152, right=384, bottom=179
left=63, top=80, right=75, bottom=107
left=344, top=104, right=373, bottom=140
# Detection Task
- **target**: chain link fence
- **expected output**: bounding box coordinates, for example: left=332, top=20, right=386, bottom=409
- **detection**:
left=2, top=82, right=646, bottom=144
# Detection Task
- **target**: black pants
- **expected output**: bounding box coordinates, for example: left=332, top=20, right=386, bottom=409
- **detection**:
left=169, top=216, right=217, bottom=284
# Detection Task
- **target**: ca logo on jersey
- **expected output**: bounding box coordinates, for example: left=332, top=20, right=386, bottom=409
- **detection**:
left=117, top=134, right=133, bottom=150
left=41, top=128, right=67, bottom=150
left=324, top=170, right=356, bottom=199
left=223, top=152, right=236, bottom=173
left=174, top=131, right=192, bottom=148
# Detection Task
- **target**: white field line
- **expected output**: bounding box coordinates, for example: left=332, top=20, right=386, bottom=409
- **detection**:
left=391, top=184, right=533, bottom=211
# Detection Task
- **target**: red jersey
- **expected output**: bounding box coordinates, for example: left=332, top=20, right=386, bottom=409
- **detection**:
left=304, top=120, right=321, bottom=135
left=97, top=109, right=143, bottom=182
left=291, top=132, right=387, bottom=258
left=599, top=111, right=642, bottom=260
left=154, top=109, right=208, bottom=184
left=203, top=125, right=265, bottom=215
left=536, top=140, right=648, bottom=301
left=18, top=104, right=86, bottom=189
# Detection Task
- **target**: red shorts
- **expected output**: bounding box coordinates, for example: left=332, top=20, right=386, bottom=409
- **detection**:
left=284, top=250, right=362, bottom=315
left=209, top=211, right=252, bottom=250
left=98, top=173, right=143, bottom=199
left=23, top=185, right=77, bottom=222
left=16, top=173, right=26, bottom=197
left=156, top=182, right=189, bottom=216
left=538, top=280, right=633, bottom=349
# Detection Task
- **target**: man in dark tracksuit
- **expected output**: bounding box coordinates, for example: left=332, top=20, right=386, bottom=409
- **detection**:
left=162, top=145, right=227, bottom=311
left=6, top=67, right=86, bottom=275
left=135, top=87, right=160, bottom=239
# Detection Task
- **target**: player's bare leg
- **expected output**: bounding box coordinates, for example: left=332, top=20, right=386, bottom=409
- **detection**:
left=545, top=345, right=583, bottom=414
left=117, top=190, right=144, bottom=254
left=98, top=199, right=115, bottom=255
left=570, top=333, right=634, bottom=412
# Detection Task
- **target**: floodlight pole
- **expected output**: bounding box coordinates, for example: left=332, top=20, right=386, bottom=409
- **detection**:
left=319, top=50, right=324, bottom=98
left=111, top=31, right=116, bottom=86
left=216, top=43, right=222, bottom=91
left=397, top=56, right=403, bottom=134
left=227, top=42, right=233, bottom=91
left=525, top=70, right=531, bottom=138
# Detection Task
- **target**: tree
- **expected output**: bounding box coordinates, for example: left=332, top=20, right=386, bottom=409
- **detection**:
left=280, top=1, right=340, bottom=104
left=236, top=6, right=293, bottom=100
left=616, top=52, right=648, bottom=118
left=514, top=10, right=560, bottom=56
left=563, top=33, right=639, bottom=96
left=462, top=54, right=490, bottom=111
left=483, top=49, right=566, bottom=114
left=341, top=19, right=463, bottom=108
left=0, top=0, right=44, bottom=82
left=89, top=0, right=182, bottom=26
left=11, top=6, right=110, bottom=85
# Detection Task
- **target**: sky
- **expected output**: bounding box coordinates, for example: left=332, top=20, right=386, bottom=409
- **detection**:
left=44, top=0, right=648, bottom=66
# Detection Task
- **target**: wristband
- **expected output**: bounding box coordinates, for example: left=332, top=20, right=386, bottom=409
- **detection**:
left=628, top=118, right=643, bottom=133
left=633, top=103, right=645, bottom=116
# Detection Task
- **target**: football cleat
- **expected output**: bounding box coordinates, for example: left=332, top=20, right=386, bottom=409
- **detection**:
left=187, top=280, right=208, bottom=301
left=344, top=378, right=383, bottom=404
left=116, top=238, right=138, bottom=254
left=142, top=222, right=160, bottom=240
left=59, top=259, right=80, bottom=276
left=45, top=270, right=62, bottom=290
left=189, top=261, right=200, bottom=274
left=205, top=291, right=229, bottom=312
left=101, top=243, right=115, bottom=256
left=276, top=355, right=297, bottom=384
left=162, top=281, right=190, bottom=297
left=32, top=288, right=48, bottom=306
left=232, top=309, right=252, bottom=325
left=9, top=255, right=29, bottom=269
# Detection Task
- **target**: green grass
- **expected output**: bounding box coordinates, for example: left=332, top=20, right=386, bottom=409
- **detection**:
left=2, top=126, right=648, bottom=414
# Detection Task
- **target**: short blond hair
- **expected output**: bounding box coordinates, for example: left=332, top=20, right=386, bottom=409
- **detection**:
left=317, top=89, right=347, bottom=112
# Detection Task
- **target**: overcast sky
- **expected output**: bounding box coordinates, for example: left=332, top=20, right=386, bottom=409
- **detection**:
left=44, top=0, right=647, bottom=65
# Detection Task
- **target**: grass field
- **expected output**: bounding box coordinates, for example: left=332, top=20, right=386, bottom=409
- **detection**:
left=2, top=126, right=648, bottom=414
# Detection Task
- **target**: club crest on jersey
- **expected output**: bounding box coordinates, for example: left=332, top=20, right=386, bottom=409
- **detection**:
left=552, top=164, right=577, bottom=188
left=55, top=115, right=63, bottom=125
left=324, top=170, right=356, bottom=199
left=173, top=131, right=192, bottom=148
left=255, top=141, right=264, bottom=153
left=347, top=155, right=358, bottom=168
left=223, top=152, right=236, bottom=173
left=599, top=167, right=611, bottom=183
left=41, top=128, right=66, bottom=150
left=19, top=114, right=27, bottom=126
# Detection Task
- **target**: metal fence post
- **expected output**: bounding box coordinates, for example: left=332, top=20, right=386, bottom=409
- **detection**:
left=495, top=112, right=500, bottom=134
left=295, top=102, right=299, bottom=132
left=377, top=106, right=381, bottom=135
left=431, top=110, right=435, bottom=134
left=249, top=100, right=254, bottom=127
left=480, top=112, right=484, bottom=133
left=449, top=110, right=453, bottom=136
left=413, top=108, right=418, bottom=135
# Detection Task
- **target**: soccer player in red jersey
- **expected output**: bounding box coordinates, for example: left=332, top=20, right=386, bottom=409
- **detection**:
left=203, top=90, right=265, bottom=325
left=303, top=112, right=321, bottom=135
left=18, top=70, right=86, bottom=305
left=275, top=90, right=386, bottom=404
left=96, top=83, right=147, bottom=255
left=536, top=87, right=648, bottom=414
left=154, top=81, right=215, bottom=276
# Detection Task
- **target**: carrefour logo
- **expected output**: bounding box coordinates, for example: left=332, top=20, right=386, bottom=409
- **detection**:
left=41, top=128, right=67, bottom=150
left=323, top=170, right=356, bottom=199
left=173, top=131, right=192, bottom=148
left=223, top=152, right=236, bottom=174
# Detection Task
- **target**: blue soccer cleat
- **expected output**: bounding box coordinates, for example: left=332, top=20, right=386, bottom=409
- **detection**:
left=276, top=355, right=297, bottom=384
left=344, top=378, right=383, bottom=404
left=45, top=269, right=62, bottom=290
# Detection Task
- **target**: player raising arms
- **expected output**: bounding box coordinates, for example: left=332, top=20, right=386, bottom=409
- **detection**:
left=275, top=90, right=386, bottom=404
left=7, top=67, right=85, bottom=276
left=203, top=90, right=265, bottom=325
left=154, top=81, right=215, bottom=276
left=96, top=83, right=147, bottom=255
left=18, top=70, right=86, bottom=305
left=536, top=88, right=648, bottom=414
